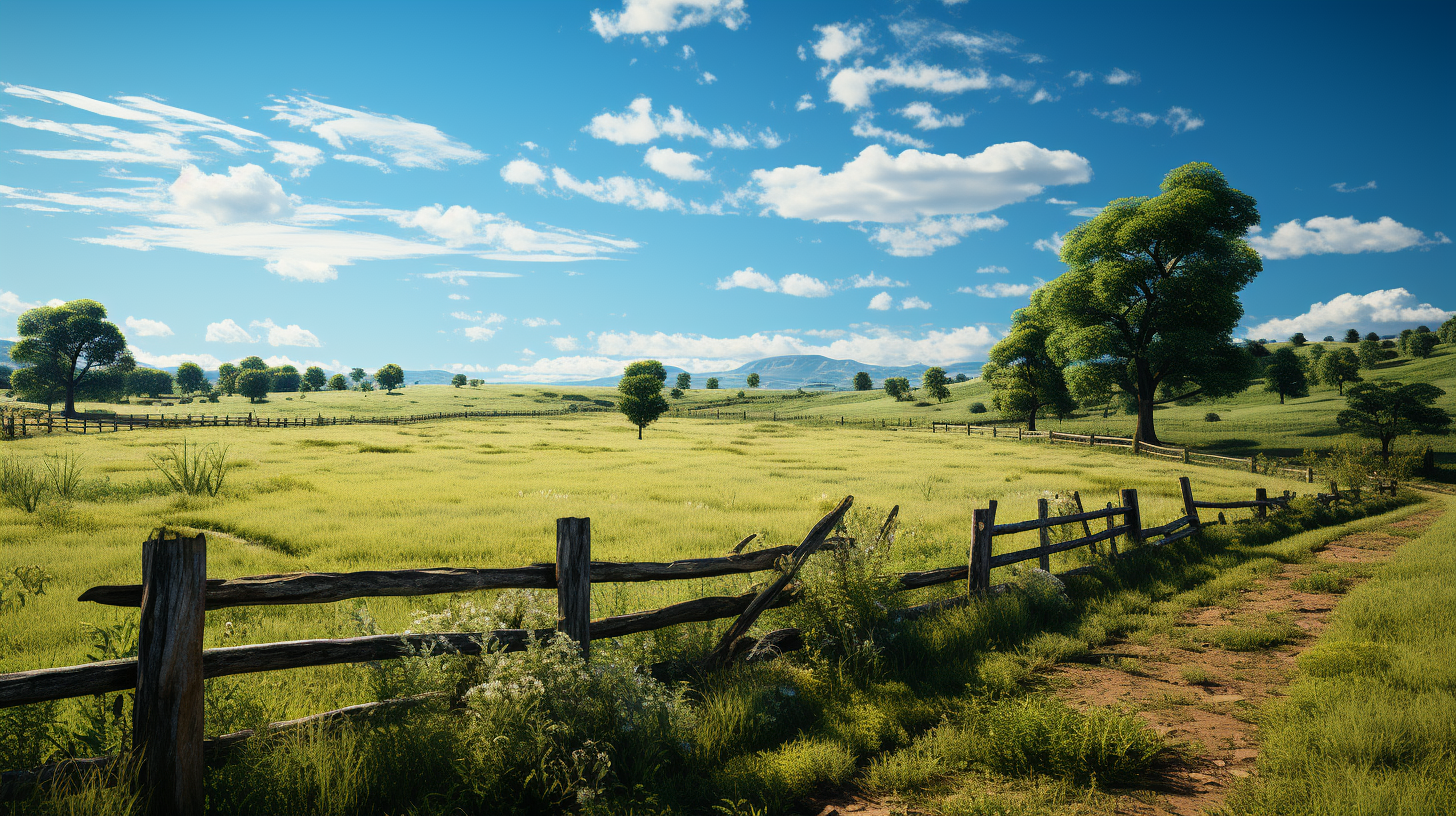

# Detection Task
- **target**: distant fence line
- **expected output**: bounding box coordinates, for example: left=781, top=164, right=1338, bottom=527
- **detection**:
left=0, top=473, right=1400, bottom=809
left=0, top=406, right=610, bottom=438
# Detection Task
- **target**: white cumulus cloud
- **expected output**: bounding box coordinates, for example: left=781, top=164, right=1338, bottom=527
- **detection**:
left=870, top=214, right=1008, bottom=257
left=826, top=61, right=1027, bottom=111
left=584, top=96, right=776, bottom=149
left=552, top=167, right=684, bottom=211
left=812, top=22, right=874, bottom=63
left=896, top=101, right=965, bottom=129
left=643, top=146, right=709, bottom=180
left=169, top=164, right=295, bottom=224
left=1243, top=288, right=1453, bottom=339
left=1034, top=231, right=1064, bottom=253
left=900, top=296, right=932, bottom=310
left=796, top=94, right=816, bottom=111
left=464, top=326, right=498, bottom=341
left=124, top=316, right=173, bottom=337
left=590, top=0, right=747, bottom=41
left=249, top=318, right=321, bottom=347
left=500, top=158, right=546, bottom=185
left=551, top=336, right=581, bottom=351
left=1103, top=68, right=1140, bottom=85
left=715, top=267, right=832, bottom=297
left=959, top=282, right=1032, bottom=298
left=851, top=114, right=930, bottom=148
left=204, top=318, right=256, bottom=343
left=1247, top=216, right=1450, bottom=260
left=595, top=324, right=999, bottom=366
left=868, top=292, right=893, bottom=310
left=268, top=141, right=325, bottom=177
left=850, top=272, right=908, bottom=288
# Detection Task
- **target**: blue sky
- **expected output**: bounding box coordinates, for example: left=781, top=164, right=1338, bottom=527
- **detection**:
left=2, top=0, right=1452, bottom=381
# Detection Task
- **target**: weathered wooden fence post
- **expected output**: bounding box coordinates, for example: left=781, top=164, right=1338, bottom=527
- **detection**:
left=1255, top=487, right=1268, bottom=519
left=1305, top=467, right=1314, bottom=483
left=1036, top=498, right=1051, bottom=571
left=1181, top=447, right=1189, bottom=464
left=1132, top=439, right=1141, bottom=454
left=1330, top=481, right=1340, bottom=503
left=1248, top=457, right=1257, bottom=473
left=134, top=529, right=207, bottom=816
left=1070, top=491, right=1097, bottom=555
left=1179, top=476, right=1201, bottom=528
left=556, top=518, right=591, bottom=661
left=1120, top=488, right=1143, bottom=548
left=1087, top=434, right=1095, bottom=447
left=1104, top=503, right=1119, bottom=558
left=968, top=502, right=996, bottom=595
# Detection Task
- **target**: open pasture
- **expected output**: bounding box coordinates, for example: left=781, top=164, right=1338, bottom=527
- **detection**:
left=0, top=414, right=1304, bottom=703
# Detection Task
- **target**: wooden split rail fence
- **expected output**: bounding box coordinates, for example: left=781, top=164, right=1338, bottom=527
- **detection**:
left=930, top=422, right=1322, bottom=483
left=0, top=407, right=607, bottom=439
left=0, top=477, right=1341, bottom=810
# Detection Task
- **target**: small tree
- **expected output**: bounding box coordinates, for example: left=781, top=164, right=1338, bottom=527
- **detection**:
left=853, top=371, right=873, bottom=391
left=1323, top=335, right=1335, bottom=342
left=469, top=379, right=482, bottom=387
left=328, top=373, right=348, bottom=390
left=983, top=307, right=1073, bottom=431
left=176, top=362, right=206, bottom=395
left=746, top=372, right=761, bottom=388
left=705, top=377, right=720, bottom=390
left=304, top=366, right=327, bottom=391
left=452, top=374, right=467, bottom=388
left=1364, top=332, right=1381, bottom=342
left=1343, top=329, right=1361, bottom=343
left=1263, top=347, right=1308, bottom=404
left=239, top=356, right=267, bottom=372
left=969, top=402, right=987, bottom=414
left=1439, top=316, right=1456, bottom=344
left=1409, top=332, right=1438, bottom=359
left=1288, top=332, right=1307, bottom=346
left=623, top=360, right=668, bottom=385
left=676, top=372, right=691, bottom=390
left=1337, top=381, right=1450, bottom=463
left=953, top=373, right=969, bottom=383
left=1316, top=348, right=1362, bottom=395
left=350, top=367, right=366, bottom=385
left=217, top=363, right=239, bottom=396
left=1308, top=344, right=1326, bottom=366
left=12, top=299, right=129, bottom=417
left=237, top=370, right=269, bottom=403
left=618, top=368, right=669, bottom=439
left=1357, top=338, right=1385, bottom=369
left=669, top=387, right=683, bottom=399
left=1398, top=328, right=1414, bottom=354
left=376, top=364, right=405, bottom=394
left=883, top=377, right=911, bottom=401
left=921, top=366, right=950, bottom=402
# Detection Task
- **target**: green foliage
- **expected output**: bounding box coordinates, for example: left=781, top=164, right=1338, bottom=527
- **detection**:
left=1207, top=618, right=1302, bottom=651
left=705, top=377, right=720, bottom=390
left=1289, top=332, right=1307, bottom=346
left=883, top=376, right=911, bottom=401
left=269, top=365, right=301, bottom=392
left=124, top=367, right=174, bottom=398
left=1439, top=316, right=1456, bottom=344
left=1343, top=328, right=1361, bottom=343
left=1205, top=412, right=1221, bottom=422
left=1263, top=347, right=1309, bottom=404
left=969, top=402, right=987, bottom=414
left=0, top=456, right=46, bottom=512
left=853, top=371, right=873, bottom=391
left=747, top=372, right=761, bottom=388
left=1408, top=331, right=1438, bottom=359
left=1337, top=380, right=1451, bottom=461
left=922, top=367, right=950, bottom=402
left=304, top=366, right=328, bottom=390
left=451, top=374, right=467, bottom=388
left=236, top=370, right=269, bottom=403
left=1315, top=347, right=1361, bottom=395
left=349, top=367, right=366, bottom=383
left=0, top=565, right=54, bottom=614
left=670, top=387, right=684, bottom=399
left=1039, top=162, right=1261, bottom=443
left=328, top=373, right=348, bottom=390
left=217, top=362, right=239, bottom=395
left=1356, top=337, right=1389, bottom=369
left=375, top=364, right=405, bottom=393
left=623, top=360, right=668, bottom=385
left=149, top=440, right=232, bottom=496
left=11, top=299, right=129, bottom=415
left=42, top=449, right=85, bottom=501
left=239, top=356, right=268, bottom=371
left=176, top=361, right=206, bottom=395
left=618, top=371, right=669, bottom=438
left=676, top=372, right=692, bottom=390
left=983, top=309, right=1074, bottom=431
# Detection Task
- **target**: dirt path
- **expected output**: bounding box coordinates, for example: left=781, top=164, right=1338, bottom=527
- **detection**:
left=1049, top=507, right=1445, bottom=815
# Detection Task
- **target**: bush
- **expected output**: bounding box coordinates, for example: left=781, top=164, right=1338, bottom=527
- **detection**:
left=0, top=457, right=46, bottom=512
left=969, top=402, right=987, bottom=414
left=914, top=401, right=932, bottom=407
left=1205, top=412, right=1221, bottom=422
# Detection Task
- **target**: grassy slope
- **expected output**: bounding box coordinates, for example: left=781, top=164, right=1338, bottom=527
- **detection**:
left=1227, top=492, right=1456, bottom=815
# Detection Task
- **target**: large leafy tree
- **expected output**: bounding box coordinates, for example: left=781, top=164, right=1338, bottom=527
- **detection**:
left=1039, top=163, right=1261, bottom=444
left=1337, top=381, right=1450, bottom=463
left=853, top=372, right=873, bottom=391
left=1408, top=331, right=1438, bottom=359
left=1262, top=347, right=1309, bottom=404
left=328, top=373, right=348, bottom=390
left=883, top=377, right=911, bottom=401
left=237, top=370, right=269, bottom=403
left=676, top=372, right=692, bottom=390
left=982, top=303, right=1074, bottom=431
left=238, top=356, right=267, bottom=372
left=921, top=367, right=950, bottom=402
left=375, top=364, right=404, bottom=393
left=176, top=362, right=206, bottom=395
left=618, top=363, right=669, bottom=439
left=269, top=365, right=301, bottom=392
left=1315, top=347, right=1362, bottom=395
left=451, top=374, right=467, bottom=388
left=125, top=368, right=174, bottom=398
left=12, top=299, right=129, bottom=416
left=217, top=362, right=239, bottom=396
left=304, top=366, right=327, bottom=391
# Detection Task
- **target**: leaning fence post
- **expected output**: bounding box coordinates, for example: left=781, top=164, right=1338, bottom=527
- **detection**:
left=969, top=502, right=996, bottom=595
left=1179, top=476, right=1201, bottom=528
left=1105, top=503, right=1119, bottom=558
left=134, top=529, right=207, bottom=816
left=1120, top=488, right=1143, bottom=548
left=556, top=517, right=592, bottom=661
left=1070, top=491, right=1097, bottom=555
left=1037, top=498, right=1051, bottom=571
left=1256, top=487, right=1268, bottom=519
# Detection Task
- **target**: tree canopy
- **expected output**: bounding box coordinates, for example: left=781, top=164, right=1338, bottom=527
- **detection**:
left=451, top=374, right=467, bottom=387
left=304, top=366, right=327, bottom=391
left=1344, top=329, right=1361, bottom=343
left=746, top=372, right=760, bottom=388
left=982, top=303, right=1074, bottom=431
left=1408, top=332, right=1438, bottom=359
left=618, top=367, right=669, bottom=439
left=176, top=362, right=206, bottom=395
left=1038, top=162, right=1261, bottom=444
left=329, top=374, right=348, bottom=390
left=124, top=368, right=173, bottom=398
left=12, top=299, right=129, bottom=416
left=375, top=364, right=404, bottom=393
left=853, top=372, right=872, bottom=391
left=217, top=363, right=239, bottom=395
left=883, top=377, right=911, bottom=401
left=705, top=377, right=720, bottom=389
left=1337, top=381, right=1450, bottom=462
left=623, top=360, right=667, bottom=385
left=1315, top=347, right=1362, bottom=395
left=1289, top=332, right=1307, bottom=346
left=350, top=367, right=366, bottom=383
left=239, top=356, right=267, bottom=371
left=921, top=367, right=950, bottom=402
left=676, top=372, right=691, bottom=390
left=237, top=370, right=269, bottom=403
left=1262, top=347, right=1308, bottom=404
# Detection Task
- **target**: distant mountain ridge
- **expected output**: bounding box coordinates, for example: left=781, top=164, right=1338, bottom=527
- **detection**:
left=567, top=355, right=983, bottom=390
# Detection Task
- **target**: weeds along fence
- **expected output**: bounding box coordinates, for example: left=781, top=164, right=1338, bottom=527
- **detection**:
left=0, top=406, right=610, bottom=439
left=0, top=475, right=1370, bottom=810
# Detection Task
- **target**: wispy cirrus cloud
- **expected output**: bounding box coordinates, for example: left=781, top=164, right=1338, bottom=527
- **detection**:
left=265, top=96, right=486, bottom=170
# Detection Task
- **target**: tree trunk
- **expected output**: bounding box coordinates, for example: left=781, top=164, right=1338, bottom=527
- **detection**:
left=64, top=380, right=77, bottom=418
left=1381, top=436, right=1391, bottom=464
left=1280, top=392, right=1285, bottom=405
left=1026, top=407, right=1037, bottom=432
left=638, top=425, right=642, bottom=440
left=1134, top=361, right=1161, bottom=446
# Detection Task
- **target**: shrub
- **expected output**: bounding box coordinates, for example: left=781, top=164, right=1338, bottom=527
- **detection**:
left=0, top=565, right=54, bottom=614
left=1180, top=665, right=1217, bottom=685
left=148, top=440, right=232, bottom=497
left=0, top=457, right=46, bottom=512
left=42, top=450, right=84, bottom=502
left=1205, top=412, right=1221, bottom=422
left=969, top=402, right=987, bottom=414
left=1289, top=569, right=1352, bottom=594
left=914, top=401, right=932, bottom=407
